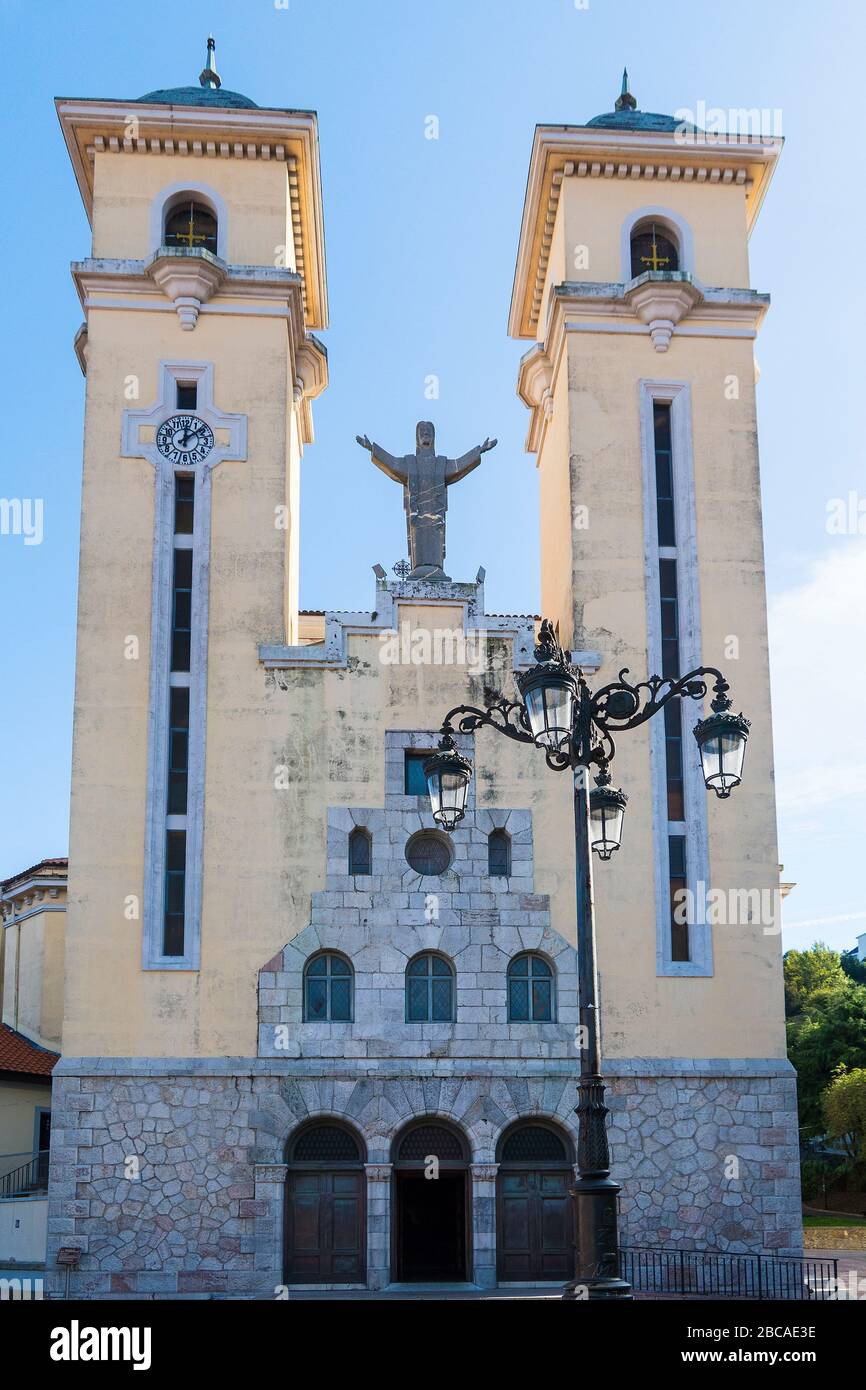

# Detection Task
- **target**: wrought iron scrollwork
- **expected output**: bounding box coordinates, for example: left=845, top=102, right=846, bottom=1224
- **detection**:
left=590, top=666, right=727, bottom=731
left=437, top=626, right=733, bottom=784
left=441, top=698, right=534, bottom=746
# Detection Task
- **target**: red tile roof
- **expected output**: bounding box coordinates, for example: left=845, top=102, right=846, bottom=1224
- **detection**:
left=0, top=1024, right=59, bottom=1077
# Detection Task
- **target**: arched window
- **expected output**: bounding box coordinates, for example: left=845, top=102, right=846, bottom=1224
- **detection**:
left=394, top=1121, right=468, bottom=1164
left=405, top=830, right=452, bottom=876
left=508, top=953, right=554, bottom=1022
left=406, top=953, right=454, bottom=1022
left=164, top=199, right=218, bottom=255
left=289, top=1123, right=364, bottom=1164
left=488, top=828, right=511, bottom=877
left=630, top=220, right=679, bottom=278
left=497, top=1121, right=572, bottom=1165
left=304, top=952, right=353, bottom=1022
left=348, top=826, right=371, bottom=876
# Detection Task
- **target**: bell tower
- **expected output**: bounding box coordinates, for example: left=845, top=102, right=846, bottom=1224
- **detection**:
left=509, top=77, right=786, bottom=1044
left=57, top=41, right=328, bottom=1036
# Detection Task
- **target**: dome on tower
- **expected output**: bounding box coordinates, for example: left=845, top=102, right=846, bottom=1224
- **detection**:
left=137, top=86, right=258, bottom=109
left=137, top=36, right=259, bottom=110
left=585, top=69, right=699, bottom=134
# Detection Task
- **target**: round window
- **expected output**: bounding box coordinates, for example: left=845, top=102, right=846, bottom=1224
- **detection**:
left=405, top=831, right=452, bottom=876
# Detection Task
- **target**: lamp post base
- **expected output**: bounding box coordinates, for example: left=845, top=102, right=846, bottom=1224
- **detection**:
left=563, top=1174, right=632, bottom=1301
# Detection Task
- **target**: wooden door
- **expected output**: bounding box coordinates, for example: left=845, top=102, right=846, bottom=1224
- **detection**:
left=497, top=1169, right=572, bottom=1282
left=285, top=1169, right=365, bottom=1283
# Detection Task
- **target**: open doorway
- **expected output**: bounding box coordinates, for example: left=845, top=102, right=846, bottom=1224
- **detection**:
left=392, top=1120, right=470, bottom=1282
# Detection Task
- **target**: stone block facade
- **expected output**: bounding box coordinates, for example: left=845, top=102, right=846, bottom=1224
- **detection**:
left=45, top=1058, right=802, bottom=1297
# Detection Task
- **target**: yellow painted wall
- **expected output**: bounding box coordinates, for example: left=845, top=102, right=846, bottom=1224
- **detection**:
left=1, top=910, right=65, bottom=1050
left=559, top=176, right=751, bottom=287
left=532, top=324, right=783, bottom=1059
left=0, top=1080, right=51, bottom=1165
left=537, top=355, right=574, bottom=646
left=91, top=152, right=295, bottom=269
left=62, top=128, right=784, bottom=1067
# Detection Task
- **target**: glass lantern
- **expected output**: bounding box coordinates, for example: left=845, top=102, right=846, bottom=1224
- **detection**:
left=589, top=777, right=628, bottom=859
left=693, top=709, right=750, bottom=798
left=424, top=737, right=473, bottom=830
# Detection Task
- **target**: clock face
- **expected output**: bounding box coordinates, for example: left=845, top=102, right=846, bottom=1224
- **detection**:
left=156, top=414, right=215, bottom=465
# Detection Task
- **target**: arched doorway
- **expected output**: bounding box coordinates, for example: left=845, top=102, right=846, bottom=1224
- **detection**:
left=284, top=1121, right=366, bottom=1284
left=496, top=1121, right=574, bottom=1282
left=392, top=1120, right=470, bottom=1282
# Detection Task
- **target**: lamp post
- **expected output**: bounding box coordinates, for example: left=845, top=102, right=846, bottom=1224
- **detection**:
left=424, top=619, right=749, bottom=1301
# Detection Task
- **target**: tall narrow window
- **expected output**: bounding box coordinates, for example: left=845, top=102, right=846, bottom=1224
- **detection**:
left=167, top=686, right=190, bottom=815
left=162, top=474, right=195, bottom=958
left=348, top=826, right=371, bottom=876
left=171, top=547, right=192, bottom=672
left=163, top=828, right=186, bottom=958
left=488, top=828, right=511, bottom=877
left=653, top=403, right=689, bottom=962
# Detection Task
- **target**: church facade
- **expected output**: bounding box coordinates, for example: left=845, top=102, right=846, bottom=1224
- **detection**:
left=46, top=49, right=800, bottom=1296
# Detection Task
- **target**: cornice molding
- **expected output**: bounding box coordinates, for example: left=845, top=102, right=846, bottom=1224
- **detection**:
left=71, top=256, right=327, bottom=440
left=55, top=97, right=328, bottom=330
left=71, top=256, right=309, bottom=353
left=509, top=124, right=782, bottom=339
left=516, top=277, right=769, bottom=455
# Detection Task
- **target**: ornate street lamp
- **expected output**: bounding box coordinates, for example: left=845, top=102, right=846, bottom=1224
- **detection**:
left=428, top=618, right=749, bottom=1301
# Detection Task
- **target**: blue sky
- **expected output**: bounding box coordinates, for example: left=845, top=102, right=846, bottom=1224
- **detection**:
left=1, top=0, right=864, bottom=953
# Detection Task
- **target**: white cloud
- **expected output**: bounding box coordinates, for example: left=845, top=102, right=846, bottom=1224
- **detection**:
left=768, top=542, right=866, bottom=816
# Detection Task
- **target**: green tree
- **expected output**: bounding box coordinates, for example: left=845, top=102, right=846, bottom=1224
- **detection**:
left=787, top=982, right=866, bottom=1134
left=841, top=951, right=866, bottom=988
left=783, top=942, right=846, bottom=1017
left=821, top=1067, right=866, bottom=1178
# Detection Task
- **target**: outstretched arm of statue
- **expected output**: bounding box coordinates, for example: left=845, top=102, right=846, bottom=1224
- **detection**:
left=356, top=434, right=408, bottom=483
left=446, top=436, right=498, bottom=484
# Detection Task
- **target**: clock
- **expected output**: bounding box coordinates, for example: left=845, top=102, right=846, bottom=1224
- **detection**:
left=156, top=414, right=215, bottom=465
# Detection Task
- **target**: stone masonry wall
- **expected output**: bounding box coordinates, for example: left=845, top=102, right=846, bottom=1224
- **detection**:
left=45, top=1059, right=802, bottom=1297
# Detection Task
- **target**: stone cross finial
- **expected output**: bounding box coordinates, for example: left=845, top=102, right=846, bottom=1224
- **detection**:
left=356, top=421, right=497, bottom=581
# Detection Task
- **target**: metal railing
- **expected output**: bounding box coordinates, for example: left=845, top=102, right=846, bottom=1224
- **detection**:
left=0, top=1150, right=50, bottom=1200
left=620, top=1246, right=839, bottom=1300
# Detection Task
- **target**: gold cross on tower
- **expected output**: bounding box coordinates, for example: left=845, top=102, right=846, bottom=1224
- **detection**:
left=640, top=231, right=670, bottom=272
left=174, top=205, right=208, bottom=249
